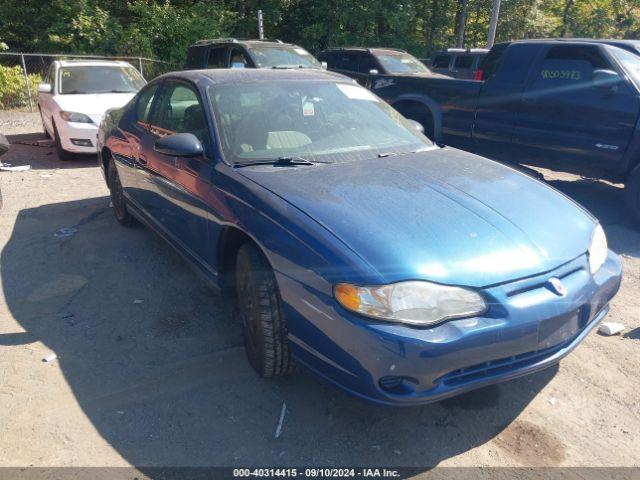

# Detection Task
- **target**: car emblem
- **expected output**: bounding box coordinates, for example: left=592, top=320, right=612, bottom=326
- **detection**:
left=547, top=277, right=567, bottom=297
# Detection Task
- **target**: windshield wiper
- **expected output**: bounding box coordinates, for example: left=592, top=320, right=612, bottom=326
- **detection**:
left=234, top=156, right=332, bottom=168
left=102, top=89, right=135, bottom=93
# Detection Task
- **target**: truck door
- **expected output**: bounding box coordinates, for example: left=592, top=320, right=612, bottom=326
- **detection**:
left=513, top=44, right=639, bottom=171
left=472, top=43, right=541, bottom=161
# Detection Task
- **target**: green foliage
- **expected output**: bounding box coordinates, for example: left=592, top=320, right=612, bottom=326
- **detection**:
left=0, top=0, right=639, bottom=61
left=0, top=65, right=42, bottom=109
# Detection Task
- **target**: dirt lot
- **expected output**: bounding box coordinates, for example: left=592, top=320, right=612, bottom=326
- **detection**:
left=0, top=111, right=639, bottom=471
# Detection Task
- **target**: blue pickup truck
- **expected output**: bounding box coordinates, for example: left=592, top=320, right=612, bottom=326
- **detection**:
left=334, top=40, right=640, bottom=222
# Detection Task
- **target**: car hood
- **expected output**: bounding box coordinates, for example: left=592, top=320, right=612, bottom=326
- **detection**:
left=238, top=148, right=596, bottom=287
left=54, top=93, right=135, bottom=124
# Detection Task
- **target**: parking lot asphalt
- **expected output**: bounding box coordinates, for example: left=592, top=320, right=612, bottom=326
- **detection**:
left=0, top=111, right=639, bottom=470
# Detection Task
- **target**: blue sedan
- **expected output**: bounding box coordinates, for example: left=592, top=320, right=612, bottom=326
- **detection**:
left=97, top=69, right=622, bottom=406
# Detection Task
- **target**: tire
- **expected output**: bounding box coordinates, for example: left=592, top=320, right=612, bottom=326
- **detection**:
left=107, top=158, right=137, bottom=227
left=53, top=121, right=73, bottom=161
left=235, top=242, right=294, bottom=377
left=625, top=163, right=640, bottom=226
left=39, top=108, right=50, bottom=139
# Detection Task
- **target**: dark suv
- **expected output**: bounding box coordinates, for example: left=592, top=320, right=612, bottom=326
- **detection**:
left=317, top=47, right=439, bottom=86
left=184, top=38, right=322, bottom=70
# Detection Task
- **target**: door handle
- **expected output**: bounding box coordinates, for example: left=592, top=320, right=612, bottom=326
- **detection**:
left=522, top=95, right=537, bottom=103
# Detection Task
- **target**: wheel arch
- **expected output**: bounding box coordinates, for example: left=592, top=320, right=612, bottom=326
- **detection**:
left=390, top=94, right=443, bottom=142
left=217, top=225, right=266, bottom=297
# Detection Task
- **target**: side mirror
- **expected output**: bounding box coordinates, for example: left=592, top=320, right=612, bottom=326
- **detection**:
left=369, top=69, right=379, bottom=75
left=38, top=83, right=52, bottom=93
left=407, top=119, right=425, bottom=134
left=154, top=133, right=203, bottom=157
left=321, top=61, right=328, bottom=70
left=592, top=69, right=620, bottom=91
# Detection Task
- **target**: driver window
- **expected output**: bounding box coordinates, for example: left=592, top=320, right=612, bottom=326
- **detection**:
left=230, top=48, right=249, bottom=69
left=532, top=46, right=609, bottom=88
left=154, top=82, right=210, bottom=153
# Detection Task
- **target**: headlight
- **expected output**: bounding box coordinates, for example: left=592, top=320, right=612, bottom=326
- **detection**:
left=60, top=111, right=93, bottom=123
left=334, top=280, right=486, bottom=326
left=588, top=223, right=608, bottom=274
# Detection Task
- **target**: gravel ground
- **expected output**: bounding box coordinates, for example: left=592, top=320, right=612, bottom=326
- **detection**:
left=0, top=112, right=638, bottom=471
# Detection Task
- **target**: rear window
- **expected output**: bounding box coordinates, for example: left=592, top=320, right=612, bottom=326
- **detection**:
left=432, top=55, right=451, bottom=68
left=208, top=47, right=227, bottom=68
left=454, top=55, right=474, bottom=69
left=490, top=44, right=540, bottom=84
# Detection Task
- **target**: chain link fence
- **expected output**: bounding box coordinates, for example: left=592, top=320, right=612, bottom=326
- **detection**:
left=0, top=52, right=177, bottom=111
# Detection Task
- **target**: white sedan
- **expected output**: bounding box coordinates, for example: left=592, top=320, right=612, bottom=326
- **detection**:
left=37, top=60, right=146, bottom=160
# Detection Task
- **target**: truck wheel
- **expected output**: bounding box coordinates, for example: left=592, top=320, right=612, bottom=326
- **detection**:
left=53, top=121, right=73, bottom=161
left=235, top=242, right=294, bottom=378
left=625, top=164, right=640, bottom=225
left=107, top=158, right=137, bottom=227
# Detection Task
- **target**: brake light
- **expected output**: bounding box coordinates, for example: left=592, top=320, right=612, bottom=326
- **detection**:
left=474, top=69, right=484, bottom=81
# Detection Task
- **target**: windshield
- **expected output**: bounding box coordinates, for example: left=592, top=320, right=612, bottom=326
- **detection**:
left=58, top=65, right=146, bottom=94
left=250, top=46, right=321, bottom=68
left=610, top=46, right=640, bottom=89
left=209, top=80, right=433, bottom=165
left=374, top=52, right=430, bottom=74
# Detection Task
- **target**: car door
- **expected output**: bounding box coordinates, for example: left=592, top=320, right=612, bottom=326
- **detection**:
left=116, top=81, right=161, bottom=209
left=513, top=44, right=640, bottom=170
left=472, top=43, right=542, bottom=161
left=137, top=79, right=213, bottom=263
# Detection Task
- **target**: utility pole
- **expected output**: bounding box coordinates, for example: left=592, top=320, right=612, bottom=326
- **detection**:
left=258, top=10, right=264, bottom=40
left=487, top=0, right=501, bottom=48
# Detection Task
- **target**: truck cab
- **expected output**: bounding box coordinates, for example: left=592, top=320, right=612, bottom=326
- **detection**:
left=370, top=40, right=640, bottom=222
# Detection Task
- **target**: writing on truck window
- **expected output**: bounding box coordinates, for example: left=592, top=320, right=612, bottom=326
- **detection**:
left=540, top=69, right=582, bottom=81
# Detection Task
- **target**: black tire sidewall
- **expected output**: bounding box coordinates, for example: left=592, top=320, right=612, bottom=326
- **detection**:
left=53, top=121, right=72, bottom=161
left=235, top=243, right=292, bottom=377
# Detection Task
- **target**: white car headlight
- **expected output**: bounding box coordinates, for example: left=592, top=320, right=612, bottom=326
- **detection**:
left=334, top=280, right=486, bottom=326
left=588, top=223, right=608, bottom=274
left=60, top=111, right=93, bottom=123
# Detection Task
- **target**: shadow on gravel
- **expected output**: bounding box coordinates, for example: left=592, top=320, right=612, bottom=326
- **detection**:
left=545, top=177, right=640, bottom=259
left=1, top=196, right=556, bottom=468
left=3, top=133, right=98, bottom=170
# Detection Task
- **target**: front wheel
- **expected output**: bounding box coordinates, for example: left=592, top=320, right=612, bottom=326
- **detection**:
left=107, top=158, right=137, bottom=227
left=53, top=121, right=73, bottom=161
left=235, top=242, right=294, bottom=377
left=625, top=164, right=640, bottom=226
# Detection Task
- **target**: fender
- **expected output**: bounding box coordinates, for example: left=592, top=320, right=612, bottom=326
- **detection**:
left=389, top=93, right=444, bottom=143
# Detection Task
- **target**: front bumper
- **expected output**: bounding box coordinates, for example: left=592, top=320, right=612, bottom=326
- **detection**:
left=279, top=250, right=622, bottom=406
left=58, top=120, right=99, bottom=153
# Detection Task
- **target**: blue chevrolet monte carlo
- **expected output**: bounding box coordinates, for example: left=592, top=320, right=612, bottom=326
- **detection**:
left=98, top=69, right=622, bottom=406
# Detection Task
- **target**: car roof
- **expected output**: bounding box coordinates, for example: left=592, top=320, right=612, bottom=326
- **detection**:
left=56, top=59, right=134, bottom=68
left=320, top=47, right=408, bottom=55
left=157, top=68, right=353, bottom=85
left=191, top=38, right=299, bottom=48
